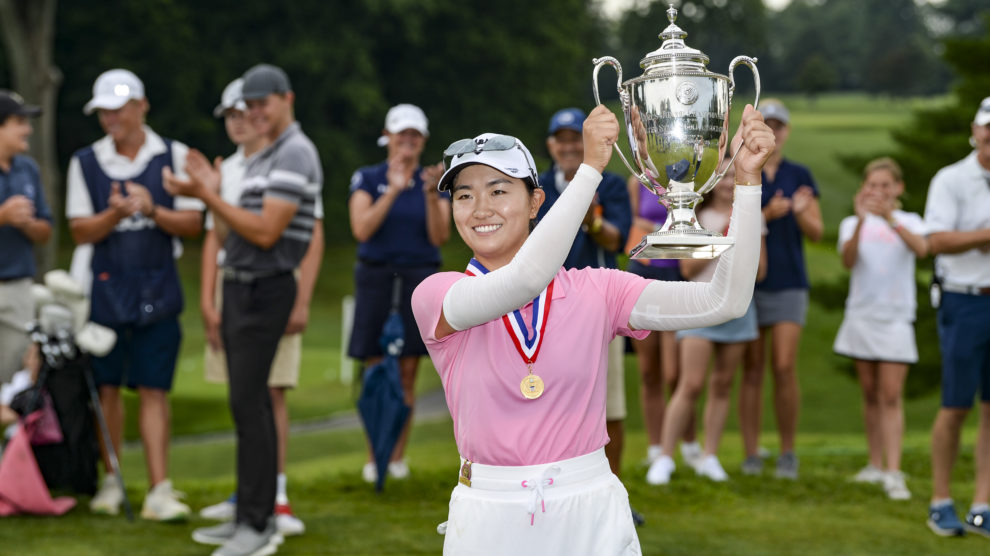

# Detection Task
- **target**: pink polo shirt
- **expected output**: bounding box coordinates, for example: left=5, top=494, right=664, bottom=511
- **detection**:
left=411, top=267, right=650, bottom=466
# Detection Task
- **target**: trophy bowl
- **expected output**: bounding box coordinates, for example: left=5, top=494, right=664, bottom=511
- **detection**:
left=593, top=4, right=759, bottom=259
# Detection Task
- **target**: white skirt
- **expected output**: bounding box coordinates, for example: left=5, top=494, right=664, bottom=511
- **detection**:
left=441, top=448, right=641, bottom=555
left=833, top=313, right=918, bottom=364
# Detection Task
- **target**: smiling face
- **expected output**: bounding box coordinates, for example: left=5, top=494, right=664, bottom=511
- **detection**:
left=861, top=167, right=903, bottom=203
left=245, top=92, right=293, bottom=139
left=97, top=99, right=147, bottom=144
left=386, top=128, right=426, bottom=162
left=546, top=129, right=584, bottom=180
left=0, top=114, right=32, bottom=155
left=451, top=164, right=545, bottom=270
left=224, top=108, right=260, bottom=146
left=766, top=118, right=790, bottom=157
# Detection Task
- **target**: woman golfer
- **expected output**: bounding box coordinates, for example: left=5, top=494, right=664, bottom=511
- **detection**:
left=411, top=104, right=773, bottom=554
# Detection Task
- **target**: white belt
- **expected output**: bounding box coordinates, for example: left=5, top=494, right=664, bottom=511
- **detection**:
left=941, top=282, right=990, bottom=296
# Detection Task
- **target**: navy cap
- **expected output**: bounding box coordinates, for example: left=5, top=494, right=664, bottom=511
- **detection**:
left=241, top=64, right=292, bottom=100
left=0, top=90, right=41, bottom=121
left=547, top=108, right=586, bottom=136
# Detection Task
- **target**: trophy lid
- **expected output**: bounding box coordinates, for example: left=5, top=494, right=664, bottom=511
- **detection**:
left=639, top=4, right=710, bottom=73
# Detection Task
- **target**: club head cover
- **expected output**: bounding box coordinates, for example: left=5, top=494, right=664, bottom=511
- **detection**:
left=31, top=284, right=56, bottom=309
left=44, top=270, right=89, bottom=331
left=76, top=322, right=116, bottom=357
left=38, top=304, right=75, bottom=337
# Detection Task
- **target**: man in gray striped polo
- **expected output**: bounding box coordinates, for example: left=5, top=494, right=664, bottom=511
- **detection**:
left=165, top=63, right=322, bottom=556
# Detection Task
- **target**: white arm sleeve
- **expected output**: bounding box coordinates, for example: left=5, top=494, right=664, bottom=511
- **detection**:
left=628, top=185, right=763, bottom=331
left=442, top=163, right=602, bottom=331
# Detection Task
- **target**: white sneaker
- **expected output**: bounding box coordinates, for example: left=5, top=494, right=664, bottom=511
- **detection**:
left=388, top=460, right=410, bottom=480
left=140, top=479, right=190, bottom=522
left=680, top=442, right=703, bottom=471
left=646, top=445, right=663, bottom=464
left=883, top=471, right=911, bottom=500
left=646, top=455, right=675, bottom=485
left=362, top=462, right=377, bottom=483
left=695, top=455, right=729, bottom=482
left=200, top=496, right=236, bottom=521
left=275, top=503, right=305, bottom=536
left=851, top=464, right=885, bottom=484
left=90, top=475, right=123, bottom=515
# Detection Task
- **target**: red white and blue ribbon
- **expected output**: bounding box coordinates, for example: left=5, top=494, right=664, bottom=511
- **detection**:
left=465, top=258, right=554, bottom=364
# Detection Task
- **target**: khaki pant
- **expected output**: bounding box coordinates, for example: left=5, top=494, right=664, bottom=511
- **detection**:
left=0, top=278, right=33, bottom=384
left=605, top=336, right=626, bottom=421
left=204, top=276, right=300, bottom=388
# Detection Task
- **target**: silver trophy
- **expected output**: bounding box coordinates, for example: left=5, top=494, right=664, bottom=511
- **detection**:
left=593, top=4, right=760, bottom=259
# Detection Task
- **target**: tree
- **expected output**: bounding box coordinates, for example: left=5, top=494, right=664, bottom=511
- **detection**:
left=795, top=54, right=837, bottom=100
left=0, top=0, right=61, bottom=275
left=615, top=0, right=768, bottom=97
left=834, top=11, right=990, bottom=398
left=26, top=0, right=607, bottom=243
left=764, top=0, right=950, bottom=96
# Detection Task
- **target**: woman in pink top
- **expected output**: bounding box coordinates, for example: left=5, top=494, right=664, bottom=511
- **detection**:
left=411, top=105, right=773, bottom=555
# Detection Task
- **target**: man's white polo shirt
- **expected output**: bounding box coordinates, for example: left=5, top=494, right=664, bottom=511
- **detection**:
left=924, top=151, right=990, bottom=287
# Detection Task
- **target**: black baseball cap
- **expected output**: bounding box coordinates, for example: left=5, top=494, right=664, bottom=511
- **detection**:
left=241, top=64, right=292, bottom=100
left=0, top=90, right=41, bottom=121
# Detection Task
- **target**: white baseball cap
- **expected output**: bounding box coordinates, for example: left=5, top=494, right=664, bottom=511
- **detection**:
left=83, top=69, right=145, bottom=115
left=378, top=104, right=429, bottom=147
left=757, top=98, right=790, bottom=125
left=974, top=96, right=990, bottom=126
left=437, top=133, right=540, bottom=192
left=214, top=78, right=247, bottom=118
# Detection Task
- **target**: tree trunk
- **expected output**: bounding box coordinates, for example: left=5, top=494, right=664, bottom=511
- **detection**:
left=0, top=0, right=62, bottom=276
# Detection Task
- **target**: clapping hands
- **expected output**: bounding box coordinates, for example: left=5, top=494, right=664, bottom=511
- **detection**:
left=0, top=195, right=35, bottom=228
left=853, top=188, right=892, bottom=220
left=163, top=149, right=222, bottom=199
left=107, top=181, right=153, bottom=218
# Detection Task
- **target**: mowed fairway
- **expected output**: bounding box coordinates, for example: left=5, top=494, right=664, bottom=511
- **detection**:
left=1, top=93, right=984, bottom=555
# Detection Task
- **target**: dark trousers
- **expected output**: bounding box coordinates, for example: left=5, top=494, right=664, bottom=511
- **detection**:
left=221, top=272, right=296, bottom=531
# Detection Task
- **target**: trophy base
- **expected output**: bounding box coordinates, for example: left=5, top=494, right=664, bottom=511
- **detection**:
left=629, top=232, right=735, bottom=260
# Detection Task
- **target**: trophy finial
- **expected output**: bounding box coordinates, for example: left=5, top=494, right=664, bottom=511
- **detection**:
left=659, top=5, right=687, bottom=43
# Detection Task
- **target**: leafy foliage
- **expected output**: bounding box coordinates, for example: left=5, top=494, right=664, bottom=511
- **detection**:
left=10, top=0, right=604, bottom=239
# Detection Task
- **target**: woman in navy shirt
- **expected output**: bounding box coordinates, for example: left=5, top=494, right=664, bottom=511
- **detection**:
left=347, top=104, right=450, bottom=482
left=741, top=99, right=823, bottom=479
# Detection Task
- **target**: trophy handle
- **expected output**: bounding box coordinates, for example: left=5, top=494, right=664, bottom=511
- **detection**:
left=705, top=56, right=761, bottom=193
left=592, top=56, right=647, bottom=184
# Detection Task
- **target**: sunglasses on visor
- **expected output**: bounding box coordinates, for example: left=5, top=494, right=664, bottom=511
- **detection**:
left=442, top=134, right=540, bottom=188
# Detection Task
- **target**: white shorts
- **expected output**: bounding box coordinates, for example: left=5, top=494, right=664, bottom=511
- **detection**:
left=443, top=449, right=641, bottom=555
left=833, top=313, right=917, bottom=364
left=605, top=336, right=626, bottom=421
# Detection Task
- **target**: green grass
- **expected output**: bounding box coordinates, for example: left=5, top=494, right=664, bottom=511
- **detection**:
left=3, top=92, right=985, bottom=554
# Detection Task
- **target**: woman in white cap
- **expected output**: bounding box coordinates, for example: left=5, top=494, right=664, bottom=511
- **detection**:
left=348, top=104, right=449, bottom=481
left=411, top=104, right=773, bottom=554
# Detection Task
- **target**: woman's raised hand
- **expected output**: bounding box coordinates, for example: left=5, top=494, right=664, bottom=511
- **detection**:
left=583, top=104, right=620, bottom=174
left=732, top=105, right=774, bottom=185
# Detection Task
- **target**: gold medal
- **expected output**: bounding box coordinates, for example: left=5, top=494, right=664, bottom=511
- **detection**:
left=520, top=367, right=545, bottom=400
left=459, top=460, right=472, bottom=487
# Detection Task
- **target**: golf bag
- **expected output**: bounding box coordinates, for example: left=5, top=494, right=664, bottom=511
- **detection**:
left=11, top=356, right=98, bottom=495
left=7, top=270, right=127, bottom=515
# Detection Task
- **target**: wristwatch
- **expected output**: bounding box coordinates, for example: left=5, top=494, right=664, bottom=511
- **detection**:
left=589, top=217, right=603, bottom=234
